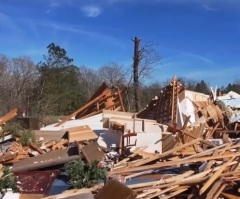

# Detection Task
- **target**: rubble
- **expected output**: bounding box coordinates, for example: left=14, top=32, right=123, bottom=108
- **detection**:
left=0, top=79, right=240, bottom=198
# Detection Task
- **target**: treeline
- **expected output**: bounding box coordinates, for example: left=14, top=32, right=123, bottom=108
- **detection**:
left=0, top=43, right=239, bottom=116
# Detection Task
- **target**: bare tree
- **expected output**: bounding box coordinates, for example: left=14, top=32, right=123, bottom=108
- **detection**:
left=0, top=56, right=38, bottom=115
left=78, top=66, right=102, bottom=100
left=138, top=41, right=161, bottom=81
left=0, top=55, right=11, bottom=114
left=98, top=62, right=128, bottom=87
left=177, top=76, right=197, bottom=91
left=129, top=37, right=161, bottom=112
left=0, top=54, right=9, bottom=88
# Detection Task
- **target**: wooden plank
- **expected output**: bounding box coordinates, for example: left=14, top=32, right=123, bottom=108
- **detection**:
left=0, top=108, right=17, bottom=126
left=206, top=179, right=223, bottom=199
left=81, top=142, right=105, bottom=163
left=221, top=192, right=240, bottom=199
left=136, top=188, right=161, bottom=198
left=128, top=170, right=194, bottom=189
left=212, top=183, right=227, bottom=199
left=55, top=89, right=110, bottom=127
left=204, top=143, right=232, bottom=171
left=157, top=187, right=188, bottom=199
left=20, top=194, right=43, bottom=199
left=143, top=185, right=179, bottom=199
left=12, top=145, right=81, bottom=172
left=42, top=188, right=94, bottom=199
left=200, top=156, right=236, bottom=195
left=109, top=153, right=240, bottom=175
left=41, top=140, right=57, bottom=149
left=182, top=143, right=229, bottom=161
left=66, top=125, right=98, bottom=142
left=0, top=151, right=17, bottom=163
left=34, top=130, right=67, bottom=142
left=131, top=138, right=202, bottom=167
left=96, top=179, right=137, bottom=199
left=52, top=139, right=68, bottom=150
left=117, top=87, right=125, bottom=112
left=29, top=143, right=45, bottom=154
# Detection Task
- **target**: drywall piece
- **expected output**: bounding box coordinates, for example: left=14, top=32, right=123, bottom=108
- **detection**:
left=102, top=110, right=134, bottom=127
left=142, top=119, right=160, bottom=132
left=102, top=110, right=134, bottom=118
left=40, top=114, right=117, bottom=149
left=108, top=117, right=136, bottom=132
left=142, top=120, right=162, bottom=133
left=41, top=114, right=104, bottom=131
left=133, top=119, right=143, bottom=132
left=2, top=190, right=20, bottom=199
left=95, top=129, right=121, bottom=149
left=179, top=98, right=196, bottom=125
left=179, top=90, right=209, bottom=102
left=135, top=132, right=162, bottom=153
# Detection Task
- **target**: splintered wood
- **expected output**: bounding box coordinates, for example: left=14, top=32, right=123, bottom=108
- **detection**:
left=0, top=108, right=18, bottom=126
left=0, top=124, right=100, bottom=165
left=55, top=82, right=126, bottom=127
left=106, top=138, right=240, bottom=199
left=137, top=76, right=184, bottom=125
left=0, top=138, right=69, bottom=164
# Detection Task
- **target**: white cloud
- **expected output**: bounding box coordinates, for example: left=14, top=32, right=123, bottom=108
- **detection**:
left=46, top=0, right=61, bottom=14
left=182, top=66, right=240, bottom=83
left=49, top=1, right=60, bottom=8
left=0, top=12, right=23, bottom=33
left=180, top=51, right=213, bottom=64
left=82, top=6, right=101, bottom=18
left=0, top=12, right=11, bottom=23
left=37, top=21, right=123, bottom=46
left=202, top=4, right=216, bottom=11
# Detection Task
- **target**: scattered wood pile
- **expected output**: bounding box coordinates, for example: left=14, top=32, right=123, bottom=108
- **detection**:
left=1, top=80, right=240, bottom=199
left=107, top=138, right=240, bottom=199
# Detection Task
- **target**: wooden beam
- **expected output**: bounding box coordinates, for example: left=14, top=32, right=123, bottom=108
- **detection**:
left=55, top=89, right=110, bottom=127
left=131, top=138, right=202, bottom=167
left=0, top=108, right=18, bottom=126
left=109, top=153, right=239, bottom=175
left=117, top=87, right=125, bottom=112
left=200, top=156, right=236, bottom=195
left=221, top=192, right=240, bottom=199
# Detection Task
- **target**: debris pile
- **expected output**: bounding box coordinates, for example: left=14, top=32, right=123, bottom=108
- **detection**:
left=0, top=78, right=240, bottom=198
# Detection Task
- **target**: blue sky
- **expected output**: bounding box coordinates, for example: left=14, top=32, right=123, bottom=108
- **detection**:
left=1, top=0, right=240, bottom=86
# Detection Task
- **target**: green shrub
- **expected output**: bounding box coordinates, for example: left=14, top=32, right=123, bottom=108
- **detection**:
left=0, top=166, right=17, bottom=192
left=19, top=130, right=36, bottom=146
left=65, top=160, right=106, bottom=189
left=1, top=121, right=26, bottom=137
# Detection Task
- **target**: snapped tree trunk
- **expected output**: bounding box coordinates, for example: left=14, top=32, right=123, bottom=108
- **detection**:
left=133, top=37, right=141, bottom=112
